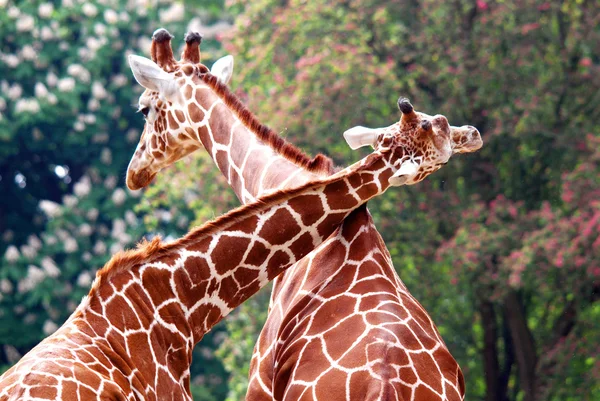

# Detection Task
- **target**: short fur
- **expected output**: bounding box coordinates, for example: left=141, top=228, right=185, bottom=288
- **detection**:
left=198, top=72, right=335, bottom=175
left=92, top=153, right=377, bottom=293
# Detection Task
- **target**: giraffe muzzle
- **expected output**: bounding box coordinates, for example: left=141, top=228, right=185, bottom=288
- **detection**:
left=126, top=168, right=156, bottom=190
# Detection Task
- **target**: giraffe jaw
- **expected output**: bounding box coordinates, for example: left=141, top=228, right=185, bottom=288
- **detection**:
left=389, top=160, right=420, bottom=186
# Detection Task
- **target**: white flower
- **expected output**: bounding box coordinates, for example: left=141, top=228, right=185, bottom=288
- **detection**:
left=8, top=7, right=20, bottom=19
left=88, top=98, right=100, bottom=111
left=7, top=84, right=22, bottom=100
left=41, top=257, right=60, bottom=278
left=57, top=77, right=76, bottom=92
left=119, top=11, right=130, bottom=23
left=86, top=37, right=105, bottom=54
left=126, top=128, right=139, bottom=143
left=82, top=252, right=91, bottom=262
left=82, top=3, right=98, bottom=17
left=39, top=200, right=62, bottom=218
left=46, top=93, right=58, bottom=105
left=4, top=245, right=20, bottom=262
left=34, top=82, right=49, bottom=98
left=3, top=54, right=19, bottom=68
left=67, top=64, right=91, bottom=83
left=3, top=345, right=20, bottom=364
left=62, top=0, right=74, bottom=7
left=87, top=208, right=99, bottom=221
left=77, top=271, right=92, bottom=287
left=20, top=245, right=37, bottom=259
left=38, top=3, right=54, bottom=18
left=159, top=3, right=184, bottom=23
left=42, top=320, right=58, bottom=335
left=0, top=279, right=13, bottom=293
left=111, top=74, right=128, bottom=88
left=110, top=243, right=123, bottom=254
left=14, top=99, right=41, bottom=114
left=104, top=175, right=117, bottom=189
left=64, top=238, right=78, bottom=253
left=78, top=223, right=92, bottom=236
left=40, top=26, right=54, bottom=40
left=104, top=9, right=119, bottom=24
left=27, top=235, right=42, bottom=250
left=111, top=219, right=126, bottom=237
left=94, top=23, right=106, bottom=36
left=18, top=265, right=46, bottom=292
left=16, top=14, right=35, bottom=32
left=62, top=194, right=77, bottom=208
left=101, top=148, right=112, bottom=165
left=83, top=114, right=96, bottom=124
left=21, top=45, right=37, bottom=61
left=125, top=210, right=137, bottom=226
left=43, top=234, right=57, bottom=246
left=91, top=81, right=107, bottom=99
left=0, top=97, right=6, bottom=111
left=73, top=176, right=91, bottom=197
left=112, top=188, right=127, bottom=206
left=47, top=72, right=58, bottom=87
left=55, top=229, right=69, bottom=242
left=74, top=121, right=85, bottom=132
left=93, top=240, right=106, bottom=255
left=0, top=0, right=8, bottom=8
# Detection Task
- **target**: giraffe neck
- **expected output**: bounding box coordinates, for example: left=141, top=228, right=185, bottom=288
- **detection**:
left=85, top=149, right=392, bottom=346
left=185, top=73, right=332, bottom=204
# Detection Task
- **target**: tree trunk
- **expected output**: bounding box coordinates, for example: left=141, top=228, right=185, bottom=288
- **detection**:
left=504, top=291, right=537, bottom=401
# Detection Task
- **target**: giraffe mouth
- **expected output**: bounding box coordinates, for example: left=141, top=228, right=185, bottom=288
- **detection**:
left=126, top=168, right=157, bottom=190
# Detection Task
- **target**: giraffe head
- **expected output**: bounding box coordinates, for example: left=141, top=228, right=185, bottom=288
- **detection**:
left=126, top=29, right=235, bottom=190
left=343, top=97, right=482, bottom=185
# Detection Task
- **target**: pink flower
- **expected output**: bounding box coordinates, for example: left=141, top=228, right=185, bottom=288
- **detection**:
left=538, top=2, right=551, bottom=11
left=521, top=23, right=540, bottom=35
left=555, top=252, right=564, bottom=268
left=580, top=57, right=592, bottom=67
left=476, top=0, right=488, bottom=10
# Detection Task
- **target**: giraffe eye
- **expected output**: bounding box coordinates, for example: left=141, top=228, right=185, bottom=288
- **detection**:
left=139, top=107, right=150, bottom=118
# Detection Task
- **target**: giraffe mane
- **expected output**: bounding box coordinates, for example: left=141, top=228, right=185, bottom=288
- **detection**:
left=198, top=72, right=335, bottom=175
left=89, top=153, right=379, bottom=294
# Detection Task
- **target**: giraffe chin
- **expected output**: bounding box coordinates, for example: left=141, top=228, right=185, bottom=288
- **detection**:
left=126, top=169, right=156, bottom=190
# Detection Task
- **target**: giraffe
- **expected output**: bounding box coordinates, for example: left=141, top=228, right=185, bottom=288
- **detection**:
left=126, top=29, right=483, bottom=401
left=0, top=103, right=472, bottom=401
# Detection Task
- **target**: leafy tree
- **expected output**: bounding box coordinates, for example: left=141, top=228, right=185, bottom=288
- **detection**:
left=0, top=1, right=232, bottom=399
left=199, top=1, right=600, bottom=400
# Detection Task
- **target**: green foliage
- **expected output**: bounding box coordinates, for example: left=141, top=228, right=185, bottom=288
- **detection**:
left=0, top=1, right=231, bottom=398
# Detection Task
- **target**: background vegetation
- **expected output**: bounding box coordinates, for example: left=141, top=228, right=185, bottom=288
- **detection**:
left=1, top=1, right=598, bottom=401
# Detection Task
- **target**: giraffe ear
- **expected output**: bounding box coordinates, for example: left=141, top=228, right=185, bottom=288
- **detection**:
left=389, top=160, right=420, bottom=186
left=342, top=126, right=380, bottom=150
left=128, top=55, right=177, bottom=94
left=210, top=55, right=234, bottom=85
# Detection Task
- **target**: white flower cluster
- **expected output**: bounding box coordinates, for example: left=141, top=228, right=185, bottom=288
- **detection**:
left=159, top=3, right=184, bottom=23
left=39, top=200, right=62, bottom=218
left=74, top=175, right=91, bottom=197
left=16, top=14, right=35, bottom=32
left=77, top=271, right=93, bottom=287
left=14, top=98, right=41, bottom=114
left=57, top=77, right=76, bottom=92
left=41, top=257, right=60, bottom=278
left=3, top=245, right=20, bottom=262
left=42, top=320, right=58, bottom=335
left=67, top=64, right=91, bottom=83
left=17, top=265, right=46, bottom=293
left=38, top=3, right=54, bottom=18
